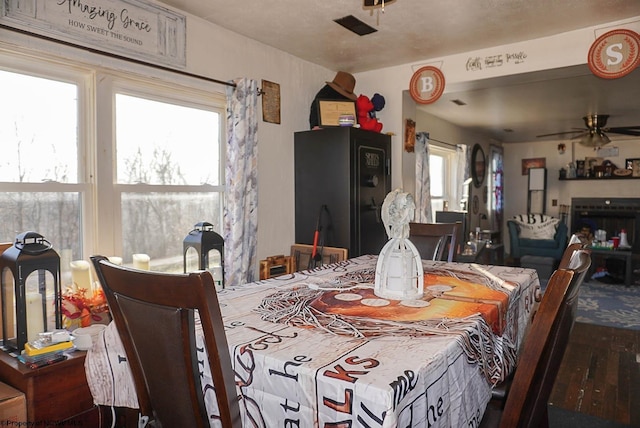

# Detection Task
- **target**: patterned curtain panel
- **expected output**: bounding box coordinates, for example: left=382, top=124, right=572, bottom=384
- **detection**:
left=225, top=78, right=259, bottom=286
left=455, top=144, right=469, bottom=211
left=415, top=132, right=432, bottom=223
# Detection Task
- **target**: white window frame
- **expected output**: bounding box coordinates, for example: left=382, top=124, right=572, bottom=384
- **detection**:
left=429, top=145, right=457, bottom=213
left=96, top=74, right=226, bottom=259
left=0, top=50, right=96, bottom=257
left=0, top=46, right=226, bottom=264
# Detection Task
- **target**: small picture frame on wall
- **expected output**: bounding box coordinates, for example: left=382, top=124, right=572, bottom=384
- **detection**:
left=521, top=157, right=546, bottom=175
left=626, top=158, right=640, bottom=177
left=404, top=118, right=416, bottom=152
left=261, top=80, right=281, bottom=124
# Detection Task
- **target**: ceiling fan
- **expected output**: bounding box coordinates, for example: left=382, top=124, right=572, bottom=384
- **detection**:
left=536, top=114, right=640, bottom=147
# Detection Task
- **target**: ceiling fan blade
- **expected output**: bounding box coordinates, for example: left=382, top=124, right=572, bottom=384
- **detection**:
left=607, top=125, right=640, bottom=129
left=606, top=127, right=640, bottom=136
left=536, top=130, right=585, bottom=138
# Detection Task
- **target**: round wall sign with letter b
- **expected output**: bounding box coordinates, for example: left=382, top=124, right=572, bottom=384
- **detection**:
left=588, top=29, right=640, bottom=79
left=409, top=66, right=446, bottom=104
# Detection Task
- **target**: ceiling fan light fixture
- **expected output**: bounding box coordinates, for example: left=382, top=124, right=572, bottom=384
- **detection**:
left=578, top=130, right=611, bottom=147
left=363, top=0, right=397, bottom=11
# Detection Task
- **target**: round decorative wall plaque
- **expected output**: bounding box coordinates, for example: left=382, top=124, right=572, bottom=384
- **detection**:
left=409, top=66, right=446, bottom=104
left=588, top=29, right=640, bottom=79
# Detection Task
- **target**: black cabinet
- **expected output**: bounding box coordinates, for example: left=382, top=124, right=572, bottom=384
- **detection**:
left=294, top=128, right=391, bottom=257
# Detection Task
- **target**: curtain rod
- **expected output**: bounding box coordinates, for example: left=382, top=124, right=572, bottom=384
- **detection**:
left=430, top=137, right=458, bottom=149
left=1, top=23, right=245, bottom=90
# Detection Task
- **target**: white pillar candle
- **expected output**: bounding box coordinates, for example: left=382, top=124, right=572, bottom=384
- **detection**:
left=70, top=260, right=93, bottom=295
left=26, top=292, right=44, bottom=343
left=132, top=254, right=150, bottom=271
left=107, top=256, right=123, bottom=266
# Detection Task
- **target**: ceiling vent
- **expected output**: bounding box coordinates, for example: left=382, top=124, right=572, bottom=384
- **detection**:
left=334, top=15, right=377, bottom=36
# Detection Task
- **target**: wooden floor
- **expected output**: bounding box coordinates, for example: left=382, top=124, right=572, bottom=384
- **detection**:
left=548, top=322, right=640, bottom=427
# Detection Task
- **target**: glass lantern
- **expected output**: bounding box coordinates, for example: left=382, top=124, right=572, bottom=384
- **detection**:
left=0, top=232, right=62, bottom=353
left=183, top=222, right=224, bottom=291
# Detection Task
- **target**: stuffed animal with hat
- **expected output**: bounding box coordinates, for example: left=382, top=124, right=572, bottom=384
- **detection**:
left=356, top=94, right=384, bottom=132
left=309, top=71, right=357, bottom=129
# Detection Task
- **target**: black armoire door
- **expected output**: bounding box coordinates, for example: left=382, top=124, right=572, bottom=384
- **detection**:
left=294, top=127, right=391, bottom=257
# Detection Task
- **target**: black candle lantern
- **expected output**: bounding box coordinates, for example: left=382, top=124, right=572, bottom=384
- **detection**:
left=183, top=222, right=224, bottom=290
left=0, top=232, right=62, bottom=352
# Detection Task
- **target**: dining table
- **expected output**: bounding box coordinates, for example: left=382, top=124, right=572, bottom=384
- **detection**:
left=84, top=255, right=541, bottom=427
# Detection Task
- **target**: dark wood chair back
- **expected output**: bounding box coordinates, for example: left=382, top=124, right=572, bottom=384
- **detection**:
left=90, top=256, right=241, bottom=428
left=496, top=250, right=591, bottom=428
left=409, top=222, right=460, bottom=262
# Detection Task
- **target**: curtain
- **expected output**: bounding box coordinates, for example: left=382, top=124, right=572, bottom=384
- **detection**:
left=455, top=144, right=469, bottom=211
left=415, top=132, right=432, bottom=223
left=224, top=78, right=259, bottom=286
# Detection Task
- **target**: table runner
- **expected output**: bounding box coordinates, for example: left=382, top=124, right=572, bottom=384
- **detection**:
left=85, top=255, right=540, bottom=427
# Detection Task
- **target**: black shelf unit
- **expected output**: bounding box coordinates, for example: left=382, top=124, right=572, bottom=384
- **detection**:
left=560, top=176, right=640, bottom=181
left=294, top=127, right=391, bottom=257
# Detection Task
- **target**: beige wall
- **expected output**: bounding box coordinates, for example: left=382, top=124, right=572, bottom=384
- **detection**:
left=3, top=4, right=639, bottom=264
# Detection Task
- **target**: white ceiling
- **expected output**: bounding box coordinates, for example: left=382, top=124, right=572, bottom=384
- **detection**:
left=157, top=0, right=640, bottom=143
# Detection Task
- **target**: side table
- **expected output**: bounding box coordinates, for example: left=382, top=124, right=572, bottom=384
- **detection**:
left=588, top=248, right=634, bottom=286
left=484, top=243, right=505, bottom=266
left=456, top=240, right=487, bottom=263
left=457, top=241, right=504, bottom=266
left=0, top=350, right=98, bottom=426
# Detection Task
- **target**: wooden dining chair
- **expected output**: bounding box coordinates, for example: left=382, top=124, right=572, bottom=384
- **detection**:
left=290, top=243, right=348, bottom=271
left=558, top=242, right=589, bottom=270
left=90, top=255, right=241, bottom=428
left=481, top=250, right=591, bottom=428
left=408, top=222, right=461, bottom=262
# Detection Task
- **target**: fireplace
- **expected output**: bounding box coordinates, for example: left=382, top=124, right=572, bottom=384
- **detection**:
left=571, top=198, right=640, bottom=254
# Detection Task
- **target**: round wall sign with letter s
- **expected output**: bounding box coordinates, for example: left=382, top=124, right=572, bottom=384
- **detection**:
left=409, top=66, right=446, bottom=104
left=588, top=29, right=640, bottom=79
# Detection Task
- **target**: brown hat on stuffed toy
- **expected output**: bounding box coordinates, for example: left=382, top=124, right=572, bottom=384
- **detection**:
left=326, top=71, right=357, bottom=101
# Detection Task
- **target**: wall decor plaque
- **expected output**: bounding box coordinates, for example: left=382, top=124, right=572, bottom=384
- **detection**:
left=588, top=29, right=640, bottom=79
left=404, top=118, right=416, bottom=152
left=1, top=0, right=186, bottom=67
left=521, top=157, right=546, bottom=175
left=261, top=80, right=281, bottom=124
left=409, top=66, right=445, bottom=104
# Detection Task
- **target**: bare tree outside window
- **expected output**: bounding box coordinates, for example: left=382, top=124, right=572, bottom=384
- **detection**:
left=1, top=60, right=225, bottom=280
left=0, top=69, right=82, bottom=283
left=115, top=93, right=223, bottom=271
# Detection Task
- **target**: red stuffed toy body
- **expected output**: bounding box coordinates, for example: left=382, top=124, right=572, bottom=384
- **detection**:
left=356, top=94, right=383, bottom=132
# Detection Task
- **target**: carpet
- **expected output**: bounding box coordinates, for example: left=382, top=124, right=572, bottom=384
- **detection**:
left=577, top=280, right=640, bottom=330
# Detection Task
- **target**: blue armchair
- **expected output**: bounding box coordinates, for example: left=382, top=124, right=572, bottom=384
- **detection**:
left=507, top=219, right=568, bottom=261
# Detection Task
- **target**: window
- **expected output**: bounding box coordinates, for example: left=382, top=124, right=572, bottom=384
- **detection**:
left=0, top=61, right=88, bottom=274
left=429, top=145, right=456, bottom=213
left=113, top=89, right=224, bottom=271
left=0, top=50, right=225, bottom=279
